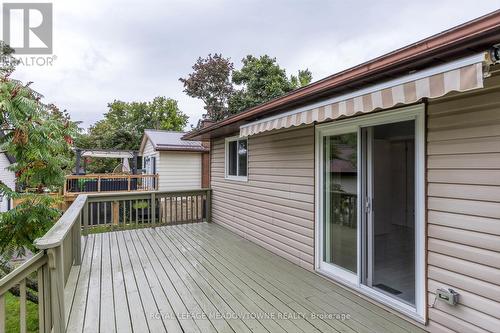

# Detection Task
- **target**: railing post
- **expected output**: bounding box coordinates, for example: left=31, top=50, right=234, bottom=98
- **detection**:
left=47, top=248, right=65, bottom=333
left=128, top=176, right=131, bottom=191
left=97, top=176, right=101, bottom=193
left=206, top=189, right=212, bottom=223
left=151, top=192, right=156, bottom=224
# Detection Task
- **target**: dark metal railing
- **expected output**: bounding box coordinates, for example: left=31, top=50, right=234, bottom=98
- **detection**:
left=64, top=174, right=158, bottom=195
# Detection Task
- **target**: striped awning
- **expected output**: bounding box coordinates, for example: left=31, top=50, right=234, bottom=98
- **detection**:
left=240, top=55, right=485, bottom=137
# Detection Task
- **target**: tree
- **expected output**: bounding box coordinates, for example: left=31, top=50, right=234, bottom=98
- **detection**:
left=229, top=55, right=312, bottom=114
left=179, top=54, right=234, bottom=121
left=0, top=45, right=78, bottom=257
left=0, top=42, right=19, bottom=76
left=75, top=96, right=188, bottom=173
left=290, top=69, right=313, bottom=89
left=182, top=54, right=313, bottom=122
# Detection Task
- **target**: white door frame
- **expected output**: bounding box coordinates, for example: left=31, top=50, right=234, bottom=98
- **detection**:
left=314, top=104, right=426, bottom=322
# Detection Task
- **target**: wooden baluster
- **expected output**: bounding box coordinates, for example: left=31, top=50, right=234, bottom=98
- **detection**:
left=191, top=195, right=194, bottom=222
left=112, top=201, right=119, bottom=226
left=206, top=190, right=212, bottom=223
left=141, top=201, right=144, bottom=224
left=128, top=176, right=131, bottom=191
left=97, top=202, right=100, bottom=226
left=122, top=201, right=126, bottom=225
left=97, top=176, right=101, bottom=193
left=43, top=265, right=52, bottom=332
left=74, top=216, right=82, bottom=265
left=20, top=279, right=26, bottom=333
left=181, top=196, right=184, bottom=222
left=0, top=294, right=5, bottom=333
left=196, top=194, right=199, bottom=222
left=83, top=202, right=89, bottom=236
left=135, top=200, right=138, bottom=225
left=37, top=267, right=45, bottom=332
left=162, top=197, right=166, bottom=223
left=151, top=193, right=156, bottom=225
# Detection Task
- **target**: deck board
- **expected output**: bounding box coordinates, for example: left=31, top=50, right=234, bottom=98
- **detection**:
left=109, top=230, right=132, bottom=333
left=65, top=223, right=427, bottom=333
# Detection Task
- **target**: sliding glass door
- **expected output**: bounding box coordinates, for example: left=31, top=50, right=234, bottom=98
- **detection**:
left=317, top=107, right=424, bottom=317
left=362, top=120, right=416, bottom=306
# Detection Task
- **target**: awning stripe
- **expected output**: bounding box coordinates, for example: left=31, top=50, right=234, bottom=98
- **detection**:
left=240, top=61, right=484, bottom=137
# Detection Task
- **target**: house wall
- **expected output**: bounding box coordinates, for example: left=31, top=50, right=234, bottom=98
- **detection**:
left=142, top=139, right=159, bottom=160
left=209, top=70, right=500, bottom=332
left=0, top=153, right=15, bottom=212
left=158, top=151, right=202, bottom=191
left=211, top=126, right=315, bottom=270
left=425, top=73, right=500, bottom=332
left=142, top=137, right=203, bottom=191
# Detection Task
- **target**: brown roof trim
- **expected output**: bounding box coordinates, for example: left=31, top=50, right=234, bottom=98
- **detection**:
left=183, top=10, right=500, bottom=140
left=155, top=146, right=209, bottom=152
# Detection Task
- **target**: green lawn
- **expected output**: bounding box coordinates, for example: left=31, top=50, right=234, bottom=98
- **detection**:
left=86, top=222, right=154, bottom=234
left=5, top=292, right=38, bottom=333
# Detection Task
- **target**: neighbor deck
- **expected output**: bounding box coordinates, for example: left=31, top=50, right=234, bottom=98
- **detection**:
left=64, top=223, right=425, bottom=333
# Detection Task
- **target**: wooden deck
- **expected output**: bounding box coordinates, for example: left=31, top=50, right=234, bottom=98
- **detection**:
left=64, top=223, right=425, bottom=333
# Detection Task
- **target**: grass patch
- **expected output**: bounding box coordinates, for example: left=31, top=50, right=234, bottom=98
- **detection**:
left=5, top=292, right=38, bottom=333
left=86, top=223, right=155, bottom=234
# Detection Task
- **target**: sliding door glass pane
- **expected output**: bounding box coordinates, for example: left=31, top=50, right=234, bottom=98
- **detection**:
left=323, top=132, right=357, bottom=273
left=238, top=140, right=247, bottom=176
left=228, top=141, right=237, bottom=175
left=371, top=120, right=415, bottom=305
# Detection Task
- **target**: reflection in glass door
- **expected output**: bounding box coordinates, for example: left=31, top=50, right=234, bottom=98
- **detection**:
left=322, top=132, right=358, bottom=276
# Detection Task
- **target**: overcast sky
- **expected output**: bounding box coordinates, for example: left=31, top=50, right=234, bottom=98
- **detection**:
left=8, top=0, right=500, bottom=130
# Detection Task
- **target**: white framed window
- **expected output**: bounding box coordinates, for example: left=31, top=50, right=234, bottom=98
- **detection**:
left=225, top=136, right=248, bottom=181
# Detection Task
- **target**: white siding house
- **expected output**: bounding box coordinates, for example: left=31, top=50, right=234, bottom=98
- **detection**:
left=139, top=130, right=208, bottom=191
left=0, top=152, right=15, bottom=212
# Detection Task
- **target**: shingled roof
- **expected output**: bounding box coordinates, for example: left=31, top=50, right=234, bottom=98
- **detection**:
left=140, top=130, right=208, bottom=153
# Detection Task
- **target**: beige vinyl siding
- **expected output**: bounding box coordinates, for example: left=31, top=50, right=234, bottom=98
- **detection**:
left=158, top=151, right=201, bottom=191
left=426, top=72, right=500, bottom=332
left=211, top=126, right=315, bottom=270
left=142, top=139, right=158, bottom=158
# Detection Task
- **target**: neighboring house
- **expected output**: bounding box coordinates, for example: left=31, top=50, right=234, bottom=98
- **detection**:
left=139, top=130, right=209, bottom=191
left=184, top=12, right=500, bottom=332
left=0, top=151, right=15, bottom=212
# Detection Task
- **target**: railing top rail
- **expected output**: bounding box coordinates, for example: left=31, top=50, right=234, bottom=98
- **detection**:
left=65, top=174, right=157, bottom=179
left=0, top=251, right=47, bottom=294
left=87, top=188, right=211, bottom=202
left=34, top=194, right=88, bottom=250
left=86, top=188, right=211, bottom=200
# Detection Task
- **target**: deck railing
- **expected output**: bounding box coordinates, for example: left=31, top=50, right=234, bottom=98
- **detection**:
left=0, top=188, right=211, bottom=333
left=64, top=173, right=159, bottom=195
